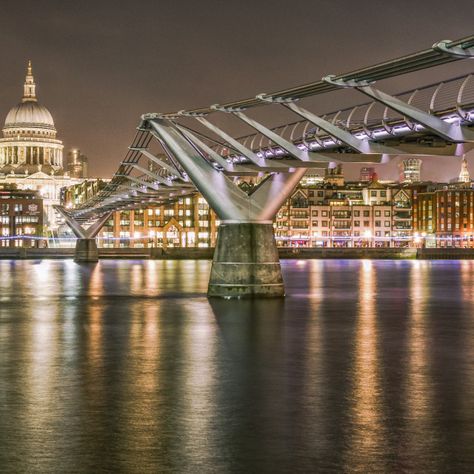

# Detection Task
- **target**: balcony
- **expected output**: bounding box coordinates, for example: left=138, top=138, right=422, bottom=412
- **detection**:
left=333, top=221, right=351, bottom=230
left=333, top=212, right=352, bottom=219
left=394, top=212, right=412, bottom=219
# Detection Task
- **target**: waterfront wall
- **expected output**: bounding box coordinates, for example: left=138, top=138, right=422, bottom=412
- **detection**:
left=2, top=247, right=474, bottom=260
left=278, top=247, right=417, bottom=259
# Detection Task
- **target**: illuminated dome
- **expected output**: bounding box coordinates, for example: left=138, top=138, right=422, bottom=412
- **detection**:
left=0, top=61, right=63, bottom=172
left=4, top=101, right=55, bottom=130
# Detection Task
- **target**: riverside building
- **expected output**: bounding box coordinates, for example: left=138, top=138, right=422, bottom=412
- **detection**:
left=0, top=185, right=43, bottom=248
left=62, top=162, right=473, bottom=249
left=98, top=195, right=219, bottom=248
left=275, top=170, right=413, bottom=248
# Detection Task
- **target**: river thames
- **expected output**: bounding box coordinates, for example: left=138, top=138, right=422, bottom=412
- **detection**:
left=0, top=259, right=473, bottom=472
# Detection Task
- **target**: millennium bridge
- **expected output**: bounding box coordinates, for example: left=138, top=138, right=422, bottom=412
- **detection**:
left=56, top=35, right=474, bottom=297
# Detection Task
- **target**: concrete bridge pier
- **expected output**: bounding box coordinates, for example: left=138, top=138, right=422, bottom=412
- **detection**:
left=74, top=238, right=99, bottom=263
left=54, top=206, right=112, bottom=263
left=149, top=118, right=308, bottom=298
left=209, top=222, right=283, bottom=297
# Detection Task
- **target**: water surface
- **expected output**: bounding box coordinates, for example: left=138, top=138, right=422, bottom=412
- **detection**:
left=0, top=259, right=473, bottom=472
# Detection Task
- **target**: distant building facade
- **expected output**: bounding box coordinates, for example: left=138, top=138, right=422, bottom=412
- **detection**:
left=400, top=158, right=422, bottom=183
left=275, top=177, right=413, bottom=248
left=61, top=187, right=219, bottom=248
left=359, top=166, right=376, bottom=183
left=61, top=178, right=109, bottom=207
left=67, top=148, right=88, bottom=178
left=458, top=157, right=470, bottom=183
left=413, top=184, right=474, bottom=248
left=0, top=185, right=43, bottom=248
left=61, top=164, right=474, bottom=249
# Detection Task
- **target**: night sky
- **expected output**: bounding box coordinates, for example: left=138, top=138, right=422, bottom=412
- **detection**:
left=0, top=0, right=473, bottom=179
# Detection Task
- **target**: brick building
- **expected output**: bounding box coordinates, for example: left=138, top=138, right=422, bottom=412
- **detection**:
left=413, top=185, right=474, bottom=247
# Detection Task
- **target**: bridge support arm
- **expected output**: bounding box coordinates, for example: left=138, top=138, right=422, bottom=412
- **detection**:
left=357, top=84, right=474, bottom=143
left=124, top=162, right=174, bottom=186
left=227, top=109, right=380, bottom=164
left=148, top=118, right=252, bottom=221
left=282, top=101, right=400, bottom=154
left=193, top=116, right=270, bottom=167
left=130, top=147, right=183, bottom=178
left=54, top=206, right=88, bottom=239
left=322, top=75, right=474, bottom=143
left=54, top=207, right=113, bottom=262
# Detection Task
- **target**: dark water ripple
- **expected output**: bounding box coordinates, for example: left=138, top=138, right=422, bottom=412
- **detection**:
left=0, top=259, right=473, bottom=473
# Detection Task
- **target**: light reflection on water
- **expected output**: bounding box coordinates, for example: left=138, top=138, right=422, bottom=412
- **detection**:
left=0, top=259, right=473, bottom=472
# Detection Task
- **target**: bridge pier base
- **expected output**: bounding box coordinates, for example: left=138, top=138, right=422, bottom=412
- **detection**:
left=208, top=222, right=284, bottom=298
left=74, top=238, right=99, bottom=263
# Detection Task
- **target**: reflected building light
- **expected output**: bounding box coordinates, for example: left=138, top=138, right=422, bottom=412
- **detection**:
left=183, top=305, right=217, bottom=421
left=130, top=263, right=144, bottom=294
left=89, top=265, right=104, bottom=296
left=461, top=260, right=474, bottom=303
left=308, top=259, right=324, bottom=301
left=144, top=261, right=158, bottom=294
left=405, top=260, right=438, bottom=458
left=344, top=260, right=386, bottom=469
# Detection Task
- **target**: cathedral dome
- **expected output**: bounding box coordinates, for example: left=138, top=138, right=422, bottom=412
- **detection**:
left=4, top=101, right=55, bottom=130
left=3, top=61, right=56, bottom=132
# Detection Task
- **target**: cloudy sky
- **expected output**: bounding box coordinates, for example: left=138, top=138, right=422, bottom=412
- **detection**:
left=0, top=0, right=473, bottom=179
